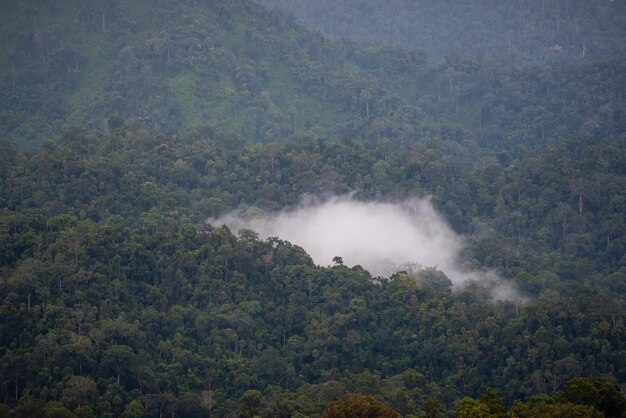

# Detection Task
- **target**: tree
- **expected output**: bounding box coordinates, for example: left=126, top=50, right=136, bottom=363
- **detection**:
left=322, top=393, right=400, bottom=418
left=0, top=351, right=27, bottom=402
left=101, top=345, right=136, bottom=386
left=559, top=377, right=626, bottom=418
left=238, top=390, right=266, bottom=418
left=60, top=376, right=97, bottom=412
left=509, top=396, right=603, bottom=418
left=120, top=400, right=143, bottom=418
left=422, top=398, right=442, bottom=418
left=455, top=389, right=507, bottom=418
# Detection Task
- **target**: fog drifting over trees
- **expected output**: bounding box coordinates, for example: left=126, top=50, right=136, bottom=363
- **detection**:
left=209, top=195, right=525, bottom=301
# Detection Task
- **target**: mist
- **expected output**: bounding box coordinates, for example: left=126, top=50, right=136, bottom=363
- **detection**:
left=208, top=195, right=524, bottom=300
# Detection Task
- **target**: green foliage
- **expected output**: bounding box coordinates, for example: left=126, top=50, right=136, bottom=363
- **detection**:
left=559, top=377, right=626, bottom=418
left=256, top=0, right=626, bottom=62
left=0, top=123, right=624, bottom=416
left=0, top=0, right=623, bottom=157
left=238, top=390, right=267, bottom=417
left=0, top=1, right=625, bottom=416
left=0, top=0, right=421, bottom=148
left=460, top=389, right=606, bottom=418
left=321, top=393, right=400, bottom=418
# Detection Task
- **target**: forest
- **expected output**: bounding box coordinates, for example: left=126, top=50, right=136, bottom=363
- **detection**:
left=0, top=0, right=625, bottom=417
left=255, top=0, right=626, bottom=62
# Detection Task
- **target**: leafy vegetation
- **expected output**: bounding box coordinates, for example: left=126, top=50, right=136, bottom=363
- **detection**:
left=1, top=0, right=625, bottom=417
left=0, top=0, right=421, bottom=147
left=1, top=0, right=624, bottom=154
left=0, top=121, right=624, bottom=416
left=255, top=0, right=626, bottom=62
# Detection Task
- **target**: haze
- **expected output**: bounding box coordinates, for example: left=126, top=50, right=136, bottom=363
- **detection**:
left=210, top=195, right=476, bottom=284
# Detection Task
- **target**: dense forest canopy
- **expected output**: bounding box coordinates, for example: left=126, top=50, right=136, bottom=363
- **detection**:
left=254, top=0, right=626, bottom=62
left=0, top=0, right=625, bottom=417
left=0, top=123, right=625, bottom=417
left=1, top=0, right=624, bottom=153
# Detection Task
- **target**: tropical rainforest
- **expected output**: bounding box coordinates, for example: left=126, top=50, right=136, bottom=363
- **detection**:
left=0, top=0, right=625, bottom=417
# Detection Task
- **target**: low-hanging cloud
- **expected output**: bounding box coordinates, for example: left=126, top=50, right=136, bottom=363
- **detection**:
left=208, top=195, right=525, bottom=301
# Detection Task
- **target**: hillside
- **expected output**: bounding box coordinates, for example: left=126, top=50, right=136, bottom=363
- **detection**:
left=255, top=0, right=626, bottom=62
left=1, top=0, right=625, bottom=417
left=0, top=124, right=624, bottom=416
left=1, top=0, right=624, bottom=155
left=0, top=0, right=426, bottom=148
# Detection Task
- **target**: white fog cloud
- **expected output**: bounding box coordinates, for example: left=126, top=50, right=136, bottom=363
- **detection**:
left=208, top=195, right=525, bottom=301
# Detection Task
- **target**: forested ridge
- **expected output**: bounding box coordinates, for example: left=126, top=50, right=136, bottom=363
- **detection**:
left=1, top=0, right=625, bottom=417
left=255, top=0, right=626, bottom=62
left=0, top=122, right=625, bottom=416
left=1, top=1, right=624, bottom=152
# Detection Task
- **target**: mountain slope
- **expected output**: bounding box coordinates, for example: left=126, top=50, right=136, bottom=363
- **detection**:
left=2, top=0, right=624, bottom=155
left=255, top=0, right=626, bottom=62
left=0, top=124, right=624, bottom=416
left=0, top=0, right=427, bottom=148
